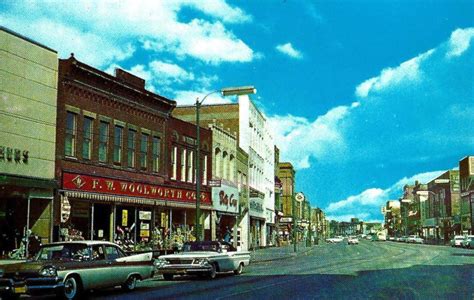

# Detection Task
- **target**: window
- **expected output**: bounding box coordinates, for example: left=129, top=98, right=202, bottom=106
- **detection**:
left=99, top=121, right=109, bottom=162
left=65, top=112, right=76, bottom=156
left=187, top=150, right=193, bottom=183
left=152, top=136, right=161, bottom=172
left=127, top=129, right=136, bottom=168
left=181, top=149, right=186, bottom=181
left=140, top=133, right=148, bottom=170
left=82, top=117, right=93, bottom=159
left=171, top=146, right=177, bottom=180
left=113, top=125, right=123, bottom=164
left=203, top=155, right=208, bottom=185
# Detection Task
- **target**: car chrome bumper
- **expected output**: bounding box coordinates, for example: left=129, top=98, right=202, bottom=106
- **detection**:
left=157, top=264, right=212, bottom=275
left=0, top=277, right=64, bottom=296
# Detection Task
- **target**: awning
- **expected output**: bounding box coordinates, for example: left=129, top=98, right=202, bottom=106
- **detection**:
left=62, top=190, right=212, bottom=210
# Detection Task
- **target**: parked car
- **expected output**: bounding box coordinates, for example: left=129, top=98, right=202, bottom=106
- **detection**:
left=407, top=235, right=423, bottom=243
left=399, top=236, right=408, bottom=243
left=388, top=236, right=396, bottom=241
left=0, top=241, right=154, bottom=299
left=347, top=237, right=359, bottom=245
left=461, top=235, right=474, bottom=248
left=155, top=241, right=250, bottom=280
left=326, top=236, right=344, bottom=243
left=450, top=235, right=465, bottom=247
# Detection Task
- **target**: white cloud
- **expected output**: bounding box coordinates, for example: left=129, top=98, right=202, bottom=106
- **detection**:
left=325, top=170, right=445, bottom=222
left=446, top=28, right=474, bottom=58
left=355, top=49, right=434, bottom=98
left=182, top=0, right=252, bottom=24
left=0, top=0, right=255, bottom=67
left=276, top=42, right=303, bottom=59
left=149, top=60, right=195, bottom=83
left=269, top=104, right=356, bottom=169
left=173, top=89, right=233, bottom=106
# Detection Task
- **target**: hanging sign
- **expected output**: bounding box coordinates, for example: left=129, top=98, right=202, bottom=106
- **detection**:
left=122, top=210, right=128, bottom=226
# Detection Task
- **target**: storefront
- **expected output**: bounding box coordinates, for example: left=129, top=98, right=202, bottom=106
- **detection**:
left=249, top=194, right=265, bottom=249
left=59, top=172, right=211, bottom=251
left=265, top=208, right=276, bottom=246
left=212, top=181, right=239, bottom=245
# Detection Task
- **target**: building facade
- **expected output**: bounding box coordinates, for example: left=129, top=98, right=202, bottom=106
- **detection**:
left=277, top=162, right=295, bottom=242
left=0, top=27, right=58, bottom=256
left=173, top=94, right=275, bottom=249
left=459, top=156, right=473, bottom=234
left=55, top=56, right=213, bottom=251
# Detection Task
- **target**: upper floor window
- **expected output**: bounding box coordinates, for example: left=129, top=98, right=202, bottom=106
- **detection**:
left=203, top=155, right=208, bottom=185
left=152, top=136, right=161, bottom=172
left=114, top=125, right=123, bottom=164
left=140, top=133, right=148, bottom=170
left=65, top=112, right=77, bottom=157
left=181, top=149, right=186, bottom=182
left=187, top=150, right=193, bottom=183
left=171, top=146, right=177, bottom=180
left=99, top=121, right=109, bottom=163
left=82, top=117, right=93, bottom=160
left=127, top=129, right=136, bottom=168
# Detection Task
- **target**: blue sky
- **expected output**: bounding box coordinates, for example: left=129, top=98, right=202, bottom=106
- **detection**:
left=2, top=0, right=473, bottom=222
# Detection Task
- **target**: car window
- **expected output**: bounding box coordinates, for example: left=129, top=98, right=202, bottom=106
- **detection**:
left=92, top=245, right=106, bottom=260
left=36, top=244, right=91, bottom=261
left=105, top=245, right=124, bottom=260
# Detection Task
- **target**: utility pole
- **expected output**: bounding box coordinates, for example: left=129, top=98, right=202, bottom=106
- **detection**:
left=292, top=189, right=297, bottom=252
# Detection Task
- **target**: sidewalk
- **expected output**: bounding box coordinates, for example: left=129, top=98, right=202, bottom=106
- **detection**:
left=250, top=242, right=316, bottom=263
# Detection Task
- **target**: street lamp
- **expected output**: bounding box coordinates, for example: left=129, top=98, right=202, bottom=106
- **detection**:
left=194, top=86, right=256, bottom=241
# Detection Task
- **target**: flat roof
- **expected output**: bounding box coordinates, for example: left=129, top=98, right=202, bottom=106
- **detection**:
left=1, top=26, right=57, bottom=53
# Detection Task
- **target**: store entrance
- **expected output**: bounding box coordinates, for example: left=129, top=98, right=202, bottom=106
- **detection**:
left=93, top=203, right=111, bottom=241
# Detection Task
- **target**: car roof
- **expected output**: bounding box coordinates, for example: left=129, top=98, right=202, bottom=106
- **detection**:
left=42, top=240, right=119, bottom=247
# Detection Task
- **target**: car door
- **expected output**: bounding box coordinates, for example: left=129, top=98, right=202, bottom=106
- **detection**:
left=87, top=244, right=115, bottom=288
left=104, top=245, right=128, bottom=284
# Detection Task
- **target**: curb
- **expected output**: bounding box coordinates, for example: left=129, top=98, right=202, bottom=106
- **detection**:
left=250, top=246, right=316, bottom=264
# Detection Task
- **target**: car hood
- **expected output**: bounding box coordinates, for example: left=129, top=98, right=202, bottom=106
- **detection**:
left=160, top=252, right=225, bottom=259
left=0, top=260, right=52, bottom=274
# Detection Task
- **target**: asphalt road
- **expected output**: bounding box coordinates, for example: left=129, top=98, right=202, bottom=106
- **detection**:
left=87, top=241, right=474, bottom=299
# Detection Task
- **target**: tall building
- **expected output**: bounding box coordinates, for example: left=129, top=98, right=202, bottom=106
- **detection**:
left=425, top=170, right=460, bottom=241
left=277, top=162, right=295, bottom=241
left=0, top=27, right=58, bottom=254
left=173, top=94, right=275, bottom=248
left=459, top=156, right=474, bottom=234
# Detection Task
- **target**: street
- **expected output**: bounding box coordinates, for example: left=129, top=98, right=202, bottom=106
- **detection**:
left=83, top=241, right=474, bottom=300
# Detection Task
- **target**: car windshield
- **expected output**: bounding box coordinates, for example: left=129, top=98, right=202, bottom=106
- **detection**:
left=36, top=244, right=91, bottom=261
left=182, top=242, right=220, bottom=252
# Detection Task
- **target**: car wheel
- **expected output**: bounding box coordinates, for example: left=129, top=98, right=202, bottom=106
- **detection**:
left=234, top=263, right=244, bottom=275
left=62, top=275, right=82, bottom=300
left=163, top=274, right=174, bottom=281
left=122, top=275, right=138, bottom=291
left=208, top=263, right=217, bottom=279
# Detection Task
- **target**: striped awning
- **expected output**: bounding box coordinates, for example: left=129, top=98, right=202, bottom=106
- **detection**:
left=62, top=190, right=212, bottom=210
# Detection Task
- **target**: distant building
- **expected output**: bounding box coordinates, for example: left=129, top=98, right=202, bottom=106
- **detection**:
left=458, top=156, right=472, bottom=234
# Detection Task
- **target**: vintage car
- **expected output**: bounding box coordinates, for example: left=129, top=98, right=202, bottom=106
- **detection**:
left=347, top=236, right=359, bottom=245
left=450, top=235, right=465, bottom=247
left=0, top=241, right=154, bottom=299
left=155, top=241, right=250, bottom=280
left=461, top=235, right=474, bottom=248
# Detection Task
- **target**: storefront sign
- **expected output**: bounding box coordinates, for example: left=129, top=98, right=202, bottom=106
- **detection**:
left=0, top=146, right=29, bottom=163
left=140, top=230, right=150, bottom=237
left=280, top=217, right=293, bottom=223
left=249, top=197, right=265, bottom=218
left=139, top=211, right=152, bottom=220
left=122, top=210, right=128, bottom=226
left=63, top=172, right=211, bottom=204
left=60, top=195, right=71, bottom=223
left=212, top=184, right=239, bottom=214
left=208, top=179, right=221, bottom=187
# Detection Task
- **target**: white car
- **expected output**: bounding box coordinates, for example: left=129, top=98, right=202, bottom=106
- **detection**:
left=450, top=235, right=465, bottom=247
left=347, top=237, right=359, bottom=245
left=155, top=241, right=250, bottom=280
left=326, top=236, right=344, bottom=243
left=461, top=235, right=474, bottom=248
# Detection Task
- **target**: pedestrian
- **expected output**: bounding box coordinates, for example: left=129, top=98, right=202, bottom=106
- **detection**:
left=224, top=226, right=231, bottom=243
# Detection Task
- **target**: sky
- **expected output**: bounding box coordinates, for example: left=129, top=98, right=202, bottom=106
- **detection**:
left=2, top=0, right=473, bottom=222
